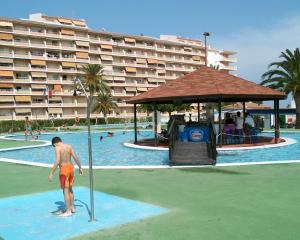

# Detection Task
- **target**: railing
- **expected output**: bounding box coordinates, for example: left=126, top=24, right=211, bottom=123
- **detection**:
left=167, top=118, right=178, bottom=163
left=207, top=120, right=217, bottom=164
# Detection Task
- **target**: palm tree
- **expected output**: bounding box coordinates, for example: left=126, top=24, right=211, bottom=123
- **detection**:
left=93, top=93, right=119, bottom=124
left=261, top=48, right=300, bottom=128
left=80, top=64, right=110, bottom=123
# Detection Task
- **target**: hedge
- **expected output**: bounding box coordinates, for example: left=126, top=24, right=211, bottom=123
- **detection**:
left=0, top=116, right=152, bottom=133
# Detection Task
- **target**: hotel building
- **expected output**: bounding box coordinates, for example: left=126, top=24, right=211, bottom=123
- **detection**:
left=0, top=13, right=236, bottom=120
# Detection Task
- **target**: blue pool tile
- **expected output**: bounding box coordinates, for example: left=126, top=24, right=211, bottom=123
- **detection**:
left=0, top=187, right=168, bottom=240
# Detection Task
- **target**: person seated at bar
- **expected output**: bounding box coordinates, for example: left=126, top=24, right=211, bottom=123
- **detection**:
left=244, top=112, right=256, bottom=143
left=223, top=113, right=236, bottom=144
left=235, top=111, right=244, bottom=144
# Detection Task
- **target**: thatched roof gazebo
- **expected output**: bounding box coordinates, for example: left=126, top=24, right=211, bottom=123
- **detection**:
left=127, top=66, right=286, bottom=152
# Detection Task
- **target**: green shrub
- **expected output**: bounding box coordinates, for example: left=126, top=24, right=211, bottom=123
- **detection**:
left=0, top=116, right=152, bottom=133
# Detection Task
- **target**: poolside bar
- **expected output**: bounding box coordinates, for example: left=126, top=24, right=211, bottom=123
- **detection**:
left=128, top=66, right=286, bottom=164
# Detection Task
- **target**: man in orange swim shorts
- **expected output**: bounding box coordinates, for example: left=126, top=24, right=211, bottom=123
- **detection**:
left=48, top=136, right=83, bottom=217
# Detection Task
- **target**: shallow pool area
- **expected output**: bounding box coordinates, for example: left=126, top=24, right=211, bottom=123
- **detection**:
left=0, top=131, right=168, bottom=166
left=218, top=132, right=300, bottom=164
left=0, top=131, right=299, bottom=167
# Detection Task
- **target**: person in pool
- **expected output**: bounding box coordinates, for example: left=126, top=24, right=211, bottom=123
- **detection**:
left=107, top=132, right=114, bottom=137
left=24, top=116, right=33, bottom=140
left=48, top=136, right=83, bottom=217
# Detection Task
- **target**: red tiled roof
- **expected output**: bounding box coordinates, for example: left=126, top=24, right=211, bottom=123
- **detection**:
left=127, top=66, right=286, bottom=104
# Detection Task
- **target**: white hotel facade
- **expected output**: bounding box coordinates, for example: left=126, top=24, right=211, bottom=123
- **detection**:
left=0, top=13, right=236, bottom=120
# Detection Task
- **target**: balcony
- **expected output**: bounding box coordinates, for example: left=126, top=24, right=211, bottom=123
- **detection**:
left=61, top=46, right=75, bottom=51
left=76, top=103, right=87, bottom=107
left=15, top=90, right=31, bottom=95
left=61, top=35, right=75, bottom=40
left=0, top=115, right=14, bottom=120
left=31, top=91, right=45, bottom=96
left=62, top=68, right=76, bottom=73
left=14, top=53, right=29, bottom=59
left=47, top=67, right=61, bottom=73
left=89, top=38, right=99, bottom=44
left=221, top=65, right=237, bottom=71
left=13, top=29, right=30, bottom=35
left=46, top=55, right=60, bottom=61
left=46, top=44, right=61, bottom=50
left=48, top=103, right=63, bottom=107
left=89, top=49, right=99, bottom=54
left=90, top=59, right=100, bottom=64
left=0, top=40, right=13, bottom=46
left=75, top=36, right=89, bottom=41
left=61, top=90, right=73, bottom=96
left=48, top=79, right=62, bottom=84
left=61, top=57, right=75, bottom=61
left=30, top=54, right=46, bottom=60
left=14, top=41, right=29, bottom=47
left=46, top=33, right=61, bottom=39
left=29, top=31, right=46, bottom=37
left=220, top=56, right=237, bottom=63
left=63, top=102, right=76, bottom=107
left=0, top=52, right=13, bottom=57
left=0, top=90, right=14, bottom=94
left=14, top=66, right=30, bottom=71
left=15, top=78, right=30, bottom=83
left=30, top=43, right=46, bottom=48
left=0, top=65, right=13, bottom=70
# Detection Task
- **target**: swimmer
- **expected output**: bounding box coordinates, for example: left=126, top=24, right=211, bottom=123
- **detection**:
left=100, top=136, right=103, bottom=141
left=107, top=132, right=113, bottom=137
left=49, top=137, right=83, bottom=217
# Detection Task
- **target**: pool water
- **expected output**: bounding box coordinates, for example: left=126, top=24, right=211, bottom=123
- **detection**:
left=218, top=132, right=300, bottom=164
left=0, top=131, right=299, bottom=166
left=0, top=131, right=168, bottom=166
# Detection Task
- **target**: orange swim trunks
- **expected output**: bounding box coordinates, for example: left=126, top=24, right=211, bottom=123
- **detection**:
left=59, top=164, right=74, bottom=188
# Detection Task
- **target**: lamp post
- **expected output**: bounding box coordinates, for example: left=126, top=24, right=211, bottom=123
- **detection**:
left=203, top=32, right=210, bottom=66
left=203, top=32, right=211, bottom=120
left=74, top=76, right=96, bottom=222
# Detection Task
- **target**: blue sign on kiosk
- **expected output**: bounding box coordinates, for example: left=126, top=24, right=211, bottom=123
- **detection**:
left=189, top=127, right=208, bottom=142
left=180, top=126, right=209, bottom=142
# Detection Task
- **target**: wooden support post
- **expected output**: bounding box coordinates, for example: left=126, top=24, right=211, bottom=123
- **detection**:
left=154, top=104, right=158, bottom=147
left=242, top=102, right=246, bottom=125
left=218, top=99, right=222, bottom=147
left=274, top=99, right=280, bottom=143
left=134, top=104, right=137, bottom=144
left=197, top=102, right=200, bottom=123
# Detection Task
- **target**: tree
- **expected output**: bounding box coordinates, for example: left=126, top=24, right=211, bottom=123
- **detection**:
left=261, top=48, right=300, bottom=128
left=139, top=103, right=191, bottom=118
left=80, top=64, right=110, bottom=123
left=93, top=93, right=119, bottom=124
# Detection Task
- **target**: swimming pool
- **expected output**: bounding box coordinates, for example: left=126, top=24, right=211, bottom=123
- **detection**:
left=218, top=132, right=299, bottom=164
left=0, top=131, right=168, bottom=166
left=0, top=131, right=299, bottom=166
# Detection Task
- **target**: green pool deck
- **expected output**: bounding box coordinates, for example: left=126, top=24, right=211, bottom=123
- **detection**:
left=0, top=139, right=44, bottom=149
left=1, top=162, right=300, bottom=240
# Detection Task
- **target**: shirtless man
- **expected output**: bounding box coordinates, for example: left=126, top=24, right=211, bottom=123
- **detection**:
left=25, top=116, right=33, bottom=141
left=48, top=136, right=83, bottom=217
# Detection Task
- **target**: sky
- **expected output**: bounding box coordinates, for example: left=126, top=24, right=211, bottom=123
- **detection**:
left=1, top=0, right=300, bottom=105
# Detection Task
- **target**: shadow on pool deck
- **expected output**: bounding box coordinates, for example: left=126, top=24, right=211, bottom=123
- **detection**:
left=178, top=167, right=250, bottom=175
left=51, top=200, right=86, bottom=215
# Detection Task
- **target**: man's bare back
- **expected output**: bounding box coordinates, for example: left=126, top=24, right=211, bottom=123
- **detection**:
left=49, top=136, right=83, bottom=217
left=56, top=143, right=74, bottom=166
